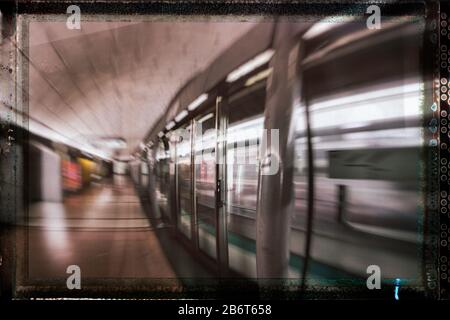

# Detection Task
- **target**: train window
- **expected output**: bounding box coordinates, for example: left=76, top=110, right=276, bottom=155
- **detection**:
left=155, top=140, right=170, bottom=220
left=175, top=123, right=193, bottom=239
left=225, top=81, right=266, bottom=277
left=297, top=21, right=424, bottom=285
left=194, top=109, right=217, bottom=259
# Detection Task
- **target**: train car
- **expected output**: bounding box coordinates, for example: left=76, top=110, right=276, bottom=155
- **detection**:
left=136, top=17, right=429, bottom=292
left=154, top=140, right=171, bottom=221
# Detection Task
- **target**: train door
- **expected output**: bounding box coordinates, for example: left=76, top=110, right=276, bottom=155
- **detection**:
left=174, top=122, right=194, bottom=240
left=155, top=140, right=170, bottom=221
left=221, top=79, right=268, bottom=277
left=190, top=84, right=267, bottom=276
left=193, top=107, right=218, bottom=259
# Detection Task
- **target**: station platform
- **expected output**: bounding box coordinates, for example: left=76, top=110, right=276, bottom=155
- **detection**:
left=24, top=175, right=213, bottom=284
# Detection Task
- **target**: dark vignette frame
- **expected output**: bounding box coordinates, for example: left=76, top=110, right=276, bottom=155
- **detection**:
left=0, top=0, right=441, bottom=300
left=438, top=1, right=450, bottom=301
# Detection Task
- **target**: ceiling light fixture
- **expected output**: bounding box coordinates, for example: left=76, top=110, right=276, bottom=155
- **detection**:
left=165, top=121, right=176, bottom=130
left=226, top=49, right=274, bottom=83
left=187, top=93, right=208, bottom=111
left=93, top=137, right=127, bottom=149
left=175, top=110, right=189, bottom=122
left=198, top=112, right=214, bottom=124
left=245, top=68, right=273, bottom=87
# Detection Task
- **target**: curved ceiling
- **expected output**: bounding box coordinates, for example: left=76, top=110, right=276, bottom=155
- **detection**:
left=26, top=18, right=259, bottom=158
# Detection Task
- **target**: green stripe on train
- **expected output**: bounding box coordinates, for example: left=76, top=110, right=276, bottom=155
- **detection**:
left=197, top=222, right=360, bottom=281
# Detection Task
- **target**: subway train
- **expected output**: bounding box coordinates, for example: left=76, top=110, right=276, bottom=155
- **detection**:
left=129, top=17, right=431, bottom=292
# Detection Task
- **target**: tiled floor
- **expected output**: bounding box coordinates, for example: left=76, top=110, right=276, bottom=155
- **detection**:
left=26, top=175, right=178, bottom=280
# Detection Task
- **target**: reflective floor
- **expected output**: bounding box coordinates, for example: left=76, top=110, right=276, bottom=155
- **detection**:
left=24, top=175, right=205, bottom=281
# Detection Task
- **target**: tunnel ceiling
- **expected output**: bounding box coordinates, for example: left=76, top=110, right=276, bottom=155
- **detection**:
left=27, top=19, right=257, bottom=158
